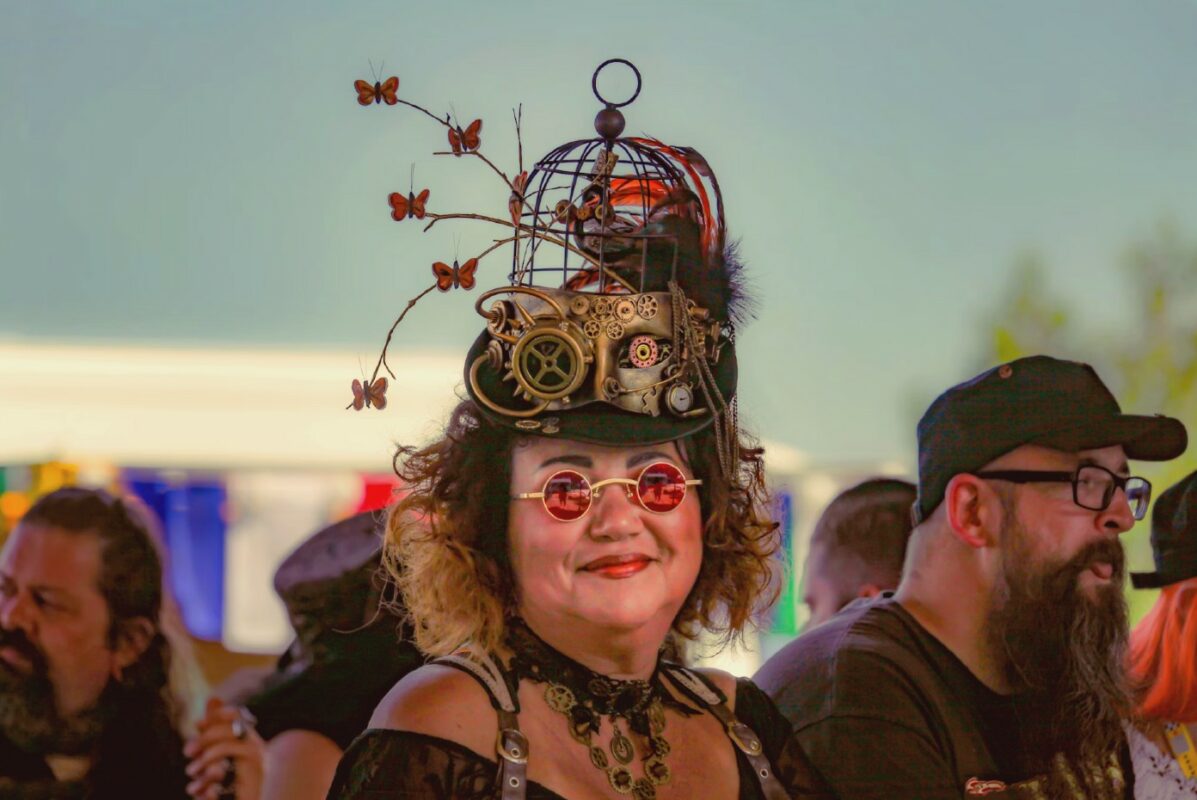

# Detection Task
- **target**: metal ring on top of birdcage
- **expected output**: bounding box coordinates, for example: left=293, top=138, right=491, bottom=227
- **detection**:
left=591, top=59, right=642, bottom=108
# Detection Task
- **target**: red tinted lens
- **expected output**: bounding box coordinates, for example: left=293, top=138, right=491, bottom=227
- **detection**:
left=542, top=470, right=591, bottom=521
left=636, top=463, right=688, bottom=513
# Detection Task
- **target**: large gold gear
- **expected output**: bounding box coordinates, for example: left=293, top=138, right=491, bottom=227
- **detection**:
left=510, top=327, right=588, bottom=401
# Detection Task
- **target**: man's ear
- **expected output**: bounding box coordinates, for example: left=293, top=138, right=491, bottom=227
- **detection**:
left=943, top=473, right=999, bottom=549
left=856, top=583, right=883, bottom=600
left=111, top=617, right=155, bottom=680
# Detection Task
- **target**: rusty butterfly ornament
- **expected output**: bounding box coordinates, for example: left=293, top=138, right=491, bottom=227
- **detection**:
left=355, top=76, right=399, bottom=106
left=447, top=118, right=482, bottom=156
left=389, top=188, right=430, bottom=221
left=432, top=258, right=478, bottom=292
left=347, top=376, right=388, bottom=411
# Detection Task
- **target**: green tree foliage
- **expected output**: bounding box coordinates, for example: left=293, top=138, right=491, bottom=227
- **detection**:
left=979, top=222, right=1197, bottom=621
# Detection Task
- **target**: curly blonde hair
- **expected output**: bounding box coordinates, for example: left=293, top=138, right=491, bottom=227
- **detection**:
left=383, top=399, right=780, bottom=656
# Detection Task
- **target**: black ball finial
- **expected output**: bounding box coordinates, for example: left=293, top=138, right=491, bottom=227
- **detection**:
left=594, top=107, right=626, bottom=140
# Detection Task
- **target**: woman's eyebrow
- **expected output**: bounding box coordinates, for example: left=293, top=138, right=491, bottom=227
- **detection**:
left=538, top=454, right=593, bottom=469
left=627, top=451, right=673, bottom=468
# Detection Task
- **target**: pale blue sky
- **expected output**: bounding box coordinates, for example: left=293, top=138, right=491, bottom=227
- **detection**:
left=3, top=0, right=1196, bottom=464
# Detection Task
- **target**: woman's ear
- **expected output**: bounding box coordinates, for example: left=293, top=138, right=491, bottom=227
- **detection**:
left=111, top=617, right=155, bottom=680
left=943, top=474, right=1000, bottom=549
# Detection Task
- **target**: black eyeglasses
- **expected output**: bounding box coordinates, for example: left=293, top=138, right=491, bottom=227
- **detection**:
left=974, top=465, right=1152, bottom=520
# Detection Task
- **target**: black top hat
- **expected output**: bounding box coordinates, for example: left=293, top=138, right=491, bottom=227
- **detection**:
left=243, top=511, right=424, bottom=749
left=914, top=355, right=1187, bottom=523
left=1131, top=469, right=1197, bottom=589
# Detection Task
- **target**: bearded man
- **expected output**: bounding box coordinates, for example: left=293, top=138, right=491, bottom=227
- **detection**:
left=0, top=488, right=192, bottom=799
left=755, top=355, right=1188, bottom=799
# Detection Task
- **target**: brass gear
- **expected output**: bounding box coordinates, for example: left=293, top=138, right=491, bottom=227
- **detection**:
left=486, top=300, right=510, bottom=336
left=635, top=295, right=658, bottom=319
left=510, top=327, right=588, bottom=401
left=569, top=295, right=591, bottom=316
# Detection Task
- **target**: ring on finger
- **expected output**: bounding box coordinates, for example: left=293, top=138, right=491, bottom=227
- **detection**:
left=231, top=707, right=257, bottom=741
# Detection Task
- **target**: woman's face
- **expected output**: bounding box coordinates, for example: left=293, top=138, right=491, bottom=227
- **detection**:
left=507, top=437, right=703, bottom=638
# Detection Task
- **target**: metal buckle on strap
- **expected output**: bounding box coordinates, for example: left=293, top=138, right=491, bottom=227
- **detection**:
left=497, top=728, right=529, bottom=764
left=726, top=722, right=763, bottom=756
left=1164, top=722, right=1197, bottom=778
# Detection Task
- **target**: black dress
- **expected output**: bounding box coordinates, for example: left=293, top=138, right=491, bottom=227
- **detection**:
left=327, top=678, right=825, bottom=799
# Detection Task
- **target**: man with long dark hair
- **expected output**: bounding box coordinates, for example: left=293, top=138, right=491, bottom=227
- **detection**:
left=0, top=487, right=192, bottom=799
left=757, top=356, right=1188, bottom=799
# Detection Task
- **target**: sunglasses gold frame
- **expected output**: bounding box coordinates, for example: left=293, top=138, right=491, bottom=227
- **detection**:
left=512, top=461, right=702, bottom=521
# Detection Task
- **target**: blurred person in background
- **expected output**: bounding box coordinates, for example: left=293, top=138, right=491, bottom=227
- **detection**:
left=184, top=511, right=423, bottom=800
left=756, top=356, right=1187, bottom=799
left=800, top=478, right=916, bottom=629
left=0, top=487, right=196, bottom=799
left=1124, top=469, right=1197, bottom=798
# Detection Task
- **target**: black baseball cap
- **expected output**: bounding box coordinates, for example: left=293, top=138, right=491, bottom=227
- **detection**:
left=1131, top=469, right=1197, bottom=589
left=913, top=355, right=1187, bottom=524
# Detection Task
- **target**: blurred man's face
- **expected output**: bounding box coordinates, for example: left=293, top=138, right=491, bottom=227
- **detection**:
left=801, top=542, right=852, bottom=629
left=0, top=524, right=117, bottom=753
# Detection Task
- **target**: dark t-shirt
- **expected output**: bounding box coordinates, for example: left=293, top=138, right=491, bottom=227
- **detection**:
left=246, top=622, right=425, bottom=750
left=0, top=724, right=189, bottom=800
left=753, top=596, right=1131, bottom=799
left=0, top=734, right=73, bottom=799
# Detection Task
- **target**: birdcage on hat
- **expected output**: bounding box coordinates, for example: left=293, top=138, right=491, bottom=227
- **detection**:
left=506, top=60, right=725, bottom=297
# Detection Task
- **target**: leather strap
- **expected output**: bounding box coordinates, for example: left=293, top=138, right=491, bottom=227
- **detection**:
left=662, top=666, right=790, bottom=800
left=434, top=651, right=528, bottom=800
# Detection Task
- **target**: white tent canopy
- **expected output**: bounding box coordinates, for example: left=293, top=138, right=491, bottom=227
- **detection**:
left=0, top=340, right=813, bottom=475
left=0, top=340, right=463, bottom=472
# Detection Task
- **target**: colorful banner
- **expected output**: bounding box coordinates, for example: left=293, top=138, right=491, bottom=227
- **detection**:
left=124, top=470, right=228, bottom=642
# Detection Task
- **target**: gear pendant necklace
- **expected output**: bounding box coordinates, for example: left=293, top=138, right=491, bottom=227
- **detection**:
left=507, top=620, right=690, bottom=799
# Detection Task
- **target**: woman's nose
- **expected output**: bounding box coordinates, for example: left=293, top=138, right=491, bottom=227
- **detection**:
left=587, top=483, right=640, bottom=540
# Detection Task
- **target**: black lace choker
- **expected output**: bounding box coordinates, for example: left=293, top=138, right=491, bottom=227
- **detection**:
left=507, top=619, right=692, bottom=799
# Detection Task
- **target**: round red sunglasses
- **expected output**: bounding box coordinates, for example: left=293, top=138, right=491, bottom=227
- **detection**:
left=512, top=462, right=702, bottom=521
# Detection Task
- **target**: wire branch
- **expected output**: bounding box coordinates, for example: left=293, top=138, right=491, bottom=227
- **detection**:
left=393, top=98, right=450, bottom=128
left=431, top=149, right=515, bottom=192
left=371, top=283, right=438, bottom=382
left=423, top=212, right=517, bottom=232
left=514, top=104, right=524, bottom=176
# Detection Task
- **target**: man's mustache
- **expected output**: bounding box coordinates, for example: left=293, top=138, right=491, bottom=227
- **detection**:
left=0, top=627, right=48, bottom=676
left=1062, top=538, right=1126, bottom=584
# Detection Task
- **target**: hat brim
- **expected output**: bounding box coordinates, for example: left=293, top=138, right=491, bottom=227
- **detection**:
left=1031, top=414, right=1187, bottom=462
left=1130, top=568, right=1196, bottom=590
left=463, top=329, right=737, bottom=446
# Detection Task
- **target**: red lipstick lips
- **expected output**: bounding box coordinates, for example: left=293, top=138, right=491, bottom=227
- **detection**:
left=581, top=553, right=654, bottom=578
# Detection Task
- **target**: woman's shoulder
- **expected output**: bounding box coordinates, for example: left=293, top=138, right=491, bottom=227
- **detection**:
left=369, top=661, right=500, bottom=752
left=686, top=666, right=740, bottom=711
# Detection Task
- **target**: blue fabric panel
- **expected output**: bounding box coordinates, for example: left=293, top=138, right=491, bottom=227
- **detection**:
left=123, top=471, right=226, bottom=641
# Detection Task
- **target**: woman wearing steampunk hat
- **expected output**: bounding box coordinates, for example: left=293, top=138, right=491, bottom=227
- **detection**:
left=1125, top=470, right=1197, bottom=798
left=326, top=61, right=824, bottom=799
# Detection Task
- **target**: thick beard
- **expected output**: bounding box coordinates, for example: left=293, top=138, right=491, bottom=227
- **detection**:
left=987, top=507, right=1132, bottom=774
left=0, top=660, right=105, bottom=756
